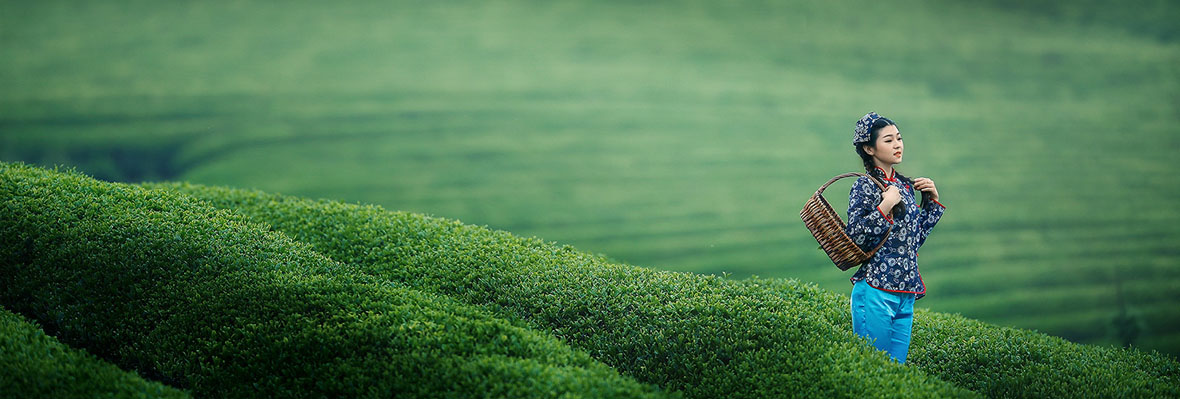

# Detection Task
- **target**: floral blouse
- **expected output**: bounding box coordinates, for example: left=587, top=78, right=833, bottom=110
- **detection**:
left=845, top=168, right=946, bottom=299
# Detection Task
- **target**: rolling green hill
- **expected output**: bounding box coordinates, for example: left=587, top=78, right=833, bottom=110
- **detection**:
left=4, top=162, right=1178, bottom=398
left=1, top=0, right=1178, bottom=358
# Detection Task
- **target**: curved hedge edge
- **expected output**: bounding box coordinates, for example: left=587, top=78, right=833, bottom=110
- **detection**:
left=0, top=162, right=676, bottom=399
left=148, top=181, right=977, bottom=399
left=0, top=305, right=191, bottom=399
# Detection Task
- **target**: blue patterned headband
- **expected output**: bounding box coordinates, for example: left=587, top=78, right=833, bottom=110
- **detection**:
left=853, top=112, right=893, bottom=145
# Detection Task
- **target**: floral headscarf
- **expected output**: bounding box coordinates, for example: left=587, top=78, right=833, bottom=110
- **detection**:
left=854, top=112, right=886, bottom=145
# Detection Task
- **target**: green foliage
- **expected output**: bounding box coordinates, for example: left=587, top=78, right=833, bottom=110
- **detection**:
left=0, top=306, right=190, bottom=399
left=2, top=0, right=1179, bottom=360
left=3, top=157, right=1177, bottom=398
left=910, top=310, right=1179, bottom=398
left=145, top=183, right=969, bottom=399
left=0, top=162, right=671, bottom=399
left=3, top=0, right=1179, bottom=357
left=151, top=177, right=1180, bottom=398
left=752, top=280, right=1180, bottom=399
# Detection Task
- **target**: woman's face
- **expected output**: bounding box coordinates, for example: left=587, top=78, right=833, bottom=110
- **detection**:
left=864, top=124, right=903, bottom=166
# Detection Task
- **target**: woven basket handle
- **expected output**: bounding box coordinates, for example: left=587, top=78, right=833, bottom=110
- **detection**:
left=814, top=172, right=889, bottom=196
left=814, top=172, right=894, bottom=257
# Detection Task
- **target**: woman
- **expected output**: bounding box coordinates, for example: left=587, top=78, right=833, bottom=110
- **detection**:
left=845, top=112, right=945, bottom=364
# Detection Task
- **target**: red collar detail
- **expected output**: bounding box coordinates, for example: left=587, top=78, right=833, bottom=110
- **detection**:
left=875, top=166, right=898, bottom=182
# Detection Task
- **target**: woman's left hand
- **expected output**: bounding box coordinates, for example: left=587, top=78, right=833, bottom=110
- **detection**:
left=913, top=177, right=939, bottom=202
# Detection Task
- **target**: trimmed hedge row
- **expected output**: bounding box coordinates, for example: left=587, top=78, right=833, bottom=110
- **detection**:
left=155, top=181, right=1180, bottom=399
left=0, top=306, right=190, bottom=399
left=914, top=310, right=1178, bottom=398
left=151, top=183, right=974, bottom=398
left=750, top=278, right=1180, bottom=399
left=0, top=162, right=672, bottom=399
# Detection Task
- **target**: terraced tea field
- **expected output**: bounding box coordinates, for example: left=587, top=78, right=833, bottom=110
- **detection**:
left=4, top=162, right=1177, bottom=398
left=2, top=0, right=1177, bottom=356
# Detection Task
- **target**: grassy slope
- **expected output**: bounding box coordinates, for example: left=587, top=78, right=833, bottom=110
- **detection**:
left=1, top=0, right=1178, bottom=354
left=0, top=163, right=672, bottom=399
left=2, top=162, right=1176, bottom=397
left=151, top=176, right=1179, bottom=399
left=0, top=307, right=190, bottom=399
left=2, top=163, right=971, bottom=399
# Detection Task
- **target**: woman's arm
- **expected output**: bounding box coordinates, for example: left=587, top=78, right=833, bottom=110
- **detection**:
left=845, top=177, right=896, bottom=252
left=913, top=177, right=945, bottom=248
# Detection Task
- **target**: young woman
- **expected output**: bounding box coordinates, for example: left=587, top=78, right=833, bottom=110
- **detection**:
left=844, top=112, right=945, bottom=364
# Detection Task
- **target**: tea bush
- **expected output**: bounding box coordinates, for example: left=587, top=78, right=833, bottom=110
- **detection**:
left=152, top=182, right=974, bottom=398
left=0, top=306, right=190, bottom=399
left=751, top=279, right=1180, bottom=399
left=0, top=162, right=671, bottom=399
left=912, top=309, right=1179, bottom=398
left=155, top=180, right=1180, bottom=399
left=6, top=161, right=1176, bottom=398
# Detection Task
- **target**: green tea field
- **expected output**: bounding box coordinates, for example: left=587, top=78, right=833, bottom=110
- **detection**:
left=4, top=162, right=1178, bottom=398
left=2, top=0, right=1178, bottom=359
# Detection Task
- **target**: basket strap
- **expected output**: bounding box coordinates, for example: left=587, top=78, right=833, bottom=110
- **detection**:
left=814, top=172, right=888, bottom=196
left=814, top=172, right=894, bottom=260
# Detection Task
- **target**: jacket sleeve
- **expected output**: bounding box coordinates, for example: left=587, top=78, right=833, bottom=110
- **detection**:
left=844, top=176, right=894, bottom=252
left=916, top=196, right=946, bottom=248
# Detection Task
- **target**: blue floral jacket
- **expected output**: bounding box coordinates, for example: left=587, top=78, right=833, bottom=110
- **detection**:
left=845, top=168, right=945, bottom=299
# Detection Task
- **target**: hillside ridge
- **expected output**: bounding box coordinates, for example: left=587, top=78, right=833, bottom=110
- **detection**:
left=2, top=162, right=1177, bottom=398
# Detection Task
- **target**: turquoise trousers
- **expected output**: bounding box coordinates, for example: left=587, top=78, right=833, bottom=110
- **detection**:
left=851, top=279, right=916, bottom=363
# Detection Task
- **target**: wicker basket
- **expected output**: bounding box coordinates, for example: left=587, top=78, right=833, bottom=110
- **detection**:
left=800, top=172, right=892, bottom=271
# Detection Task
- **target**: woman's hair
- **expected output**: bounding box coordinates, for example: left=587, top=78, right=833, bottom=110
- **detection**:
left=855, top=117, right=932, bottom=208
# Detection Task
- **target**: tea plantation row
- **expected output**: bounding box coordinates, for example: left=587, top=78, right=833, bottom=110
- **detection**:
left=2, top=162, right=1177, bottom=398
left=154, top=176, right=1179, bottom=398
left=0, top=162, right=669, bottom=399
left=5, top=0, right=1180, bottom=355
left=0, top=307, right=190, bottom=398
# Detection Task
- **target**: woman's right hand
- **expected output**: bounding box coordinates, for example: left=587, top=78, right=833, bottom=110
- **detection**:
left=881, top=186, right=902, bottom=211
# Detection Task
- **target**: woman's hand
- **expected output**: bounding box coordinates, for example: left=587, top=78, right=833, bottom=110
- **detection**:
left=913, top=177, right=939, bottom=202
left=881, top=186, right=902, bottom=211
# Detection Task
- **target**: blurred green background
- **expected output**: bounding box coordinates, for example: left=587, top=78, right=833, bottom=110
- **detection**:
left=2, top=0, right=1177, bottom=356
